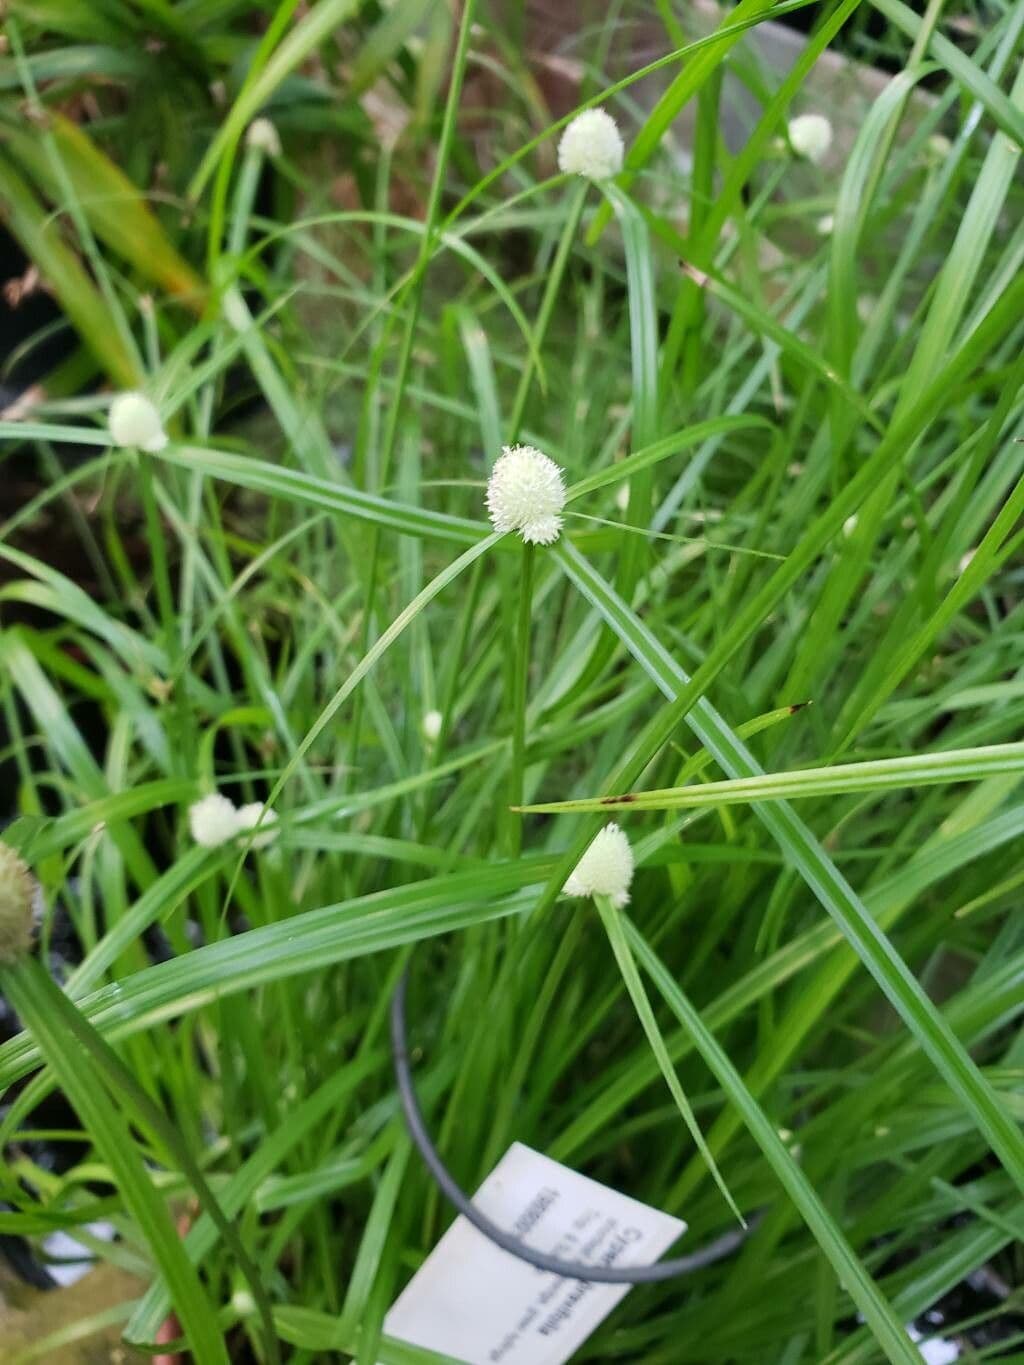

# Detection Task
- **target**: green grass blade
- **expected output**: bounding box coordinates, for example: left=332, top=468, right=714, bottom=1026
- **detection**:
left=623, top=924, right=921, bottom=1365
left=552, top=540, right=1024, bottom=1190
left=188, top=0, right=361, bottom=200
left=0, top=960, right=229, bottom=1363
left=594, top=894, right=743, bottom=1224
left=0, top=862, right=555, bottom=1090
left=0, top=155, right=141, bottom=387
left=518, top=743, right=1024, bottom=813
left=153, top=444, right=491, bottom=546
left=585, top=0, right=780, bottom=245
left=870, top=0, right=1024, bottom=145
left=127, top=1052, right=385, bottom=1343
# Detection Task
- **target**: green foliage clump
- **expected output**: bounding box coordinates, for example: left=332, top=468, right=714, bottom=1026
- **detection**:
left=0, top=2, right=1022, bottom=1363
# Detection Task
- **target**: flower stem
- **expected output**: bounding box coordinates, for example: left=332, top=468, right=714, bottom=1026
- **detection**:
left=508, top=181, right=587, bottom=441
left=136, top=453, right=176, bottom=660
left=507, top=542, right=536, bottom=855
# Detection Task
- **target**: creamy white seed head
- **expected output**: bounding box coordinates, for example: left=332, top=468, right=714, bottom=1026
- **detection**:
left=557, top=108, right=624, bottom=181
left=232, top=1289, right=257, bottom=1317
left=485, top=444, right=566, bottom=545
left=246, top=117, right=281, bottom=156
left=788, top=113, right=833, bottom=163
left=236, top=802, right=279, bottom=849
left=247, top=118, right=282, bottom=156
left=563, top=822, right=634, bottom=909
left=189, top=793, right=241, bottom=848
left=422, top=709, right=443, bottom=743
left=927, top=132, right=952, bottom=160
left=108, top=392, right=168, bottom=452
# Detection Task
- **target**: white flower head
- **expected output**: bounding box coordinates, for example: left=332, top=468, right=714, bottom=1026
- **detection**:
left=236, top=802, right=278, bottom=849
left=857, top=294, right=876, bottom=324
left=486, top=444, right=566, bottom=545
left=246, top=117, right=281, bottom=157
left=557, top=108, right=624, bottom=181
left=0, top=840, right=37, bottom=963
left=189, top=792, right=240, bottom=848
left=788, top=113, right=833, bottom=163
left=816, top=213, right=835, bottom=236
left=842, top=514, right=858, bottom=538
left=927, top=132, right=952, bottom=161
left=232, top=1289, right=256, bottom=1317
left=422, top=709, right=443, bottom=743
left=563, top=822, right=634, bottom=909
left=109, top=392, right=167, bottom=452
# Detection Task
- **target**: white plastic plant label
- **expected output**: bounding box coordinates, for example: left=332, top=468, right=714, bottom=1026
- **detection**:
left=382, top=1141, right=686, bottom=1365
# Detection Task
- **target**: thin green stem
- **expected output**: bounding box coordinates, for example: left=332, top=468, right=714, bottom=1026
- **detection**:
left=507, top=183, right=587, bottom=441
left=508, top=543, right=536, bottom=855
left=345, top=0, right=480, bottom=781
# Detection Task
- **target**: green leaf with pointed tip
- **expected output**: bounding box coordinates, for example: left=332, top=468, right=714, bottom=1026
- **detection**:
left=551, top=539, right=1024, bottom=1191
left=0, top=961, right=229, bottom=1364
left=518, top=743, right=1024, bottom=813
left=622, top=923, right=922, bottom=1365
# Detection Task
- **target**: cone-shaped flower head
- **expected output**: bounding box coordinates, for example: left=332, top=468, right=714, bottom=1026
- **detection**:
left=189, top=792, right=241, bottom=848
left=486, top=444, right=566, bottom=545
left=109, top=392, right=168, bottom=452
left=787, top=113, right=832, bottom=163
left=563, top=822, right=634, bottom=909
left=0, top=841, right=36, bottom=963
left=557, top=108, right=624, bottom=181
left=246, top=117, right=281, bottom=156
left=236, top=802, right=278, bottom=849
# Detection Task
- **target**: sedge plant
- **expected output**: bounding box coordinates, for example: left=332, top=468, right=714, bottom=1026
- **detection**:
left=0, top=2, right=1023, bottom=1363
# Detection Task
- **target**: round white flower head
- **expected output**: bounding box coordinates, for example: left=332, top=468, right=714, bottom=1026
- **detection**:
left=557, top=108, right=624, bottom=181
left=842, top=514, right=858, bottom=538
left=422, top=709, right=443, bottom=743
left=816, top=213, right=835, bottom=236
left=231, top=1289, right=256, bottom=1317
left=927, top=132, right=952, bottom=160
left=0, top=841, right=36, bottom=963
left=236, top=802, right=278, bottom=849
left=189, top=792, right=240, bottom=848
left=788, top=113, right=832, bottom=163
left=486, top=444, right=566, bottom=545
left=563, top=822, right=634, bottom=909
left=109, top=392, right=167, bottom=452
left=246, top=117, right=281, bottom=157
